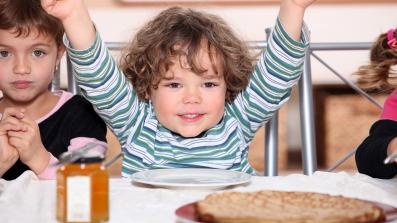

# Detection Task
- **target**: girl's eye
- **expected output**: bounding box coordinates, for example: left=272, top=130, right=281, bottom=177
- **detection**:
left=0, top=50, right=10, bottom=58
left=32, top=50, right=46, bottom=57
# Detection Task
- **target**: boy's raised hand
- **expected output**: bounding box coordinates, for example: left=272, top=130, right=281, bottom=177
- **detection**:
left=290, top=0, right=316, bottom=9
left=41, top=0, right=96, bottom=50
left=279, top=0, right=316, bottom=41
left=41, top=0, right=82, bottom=21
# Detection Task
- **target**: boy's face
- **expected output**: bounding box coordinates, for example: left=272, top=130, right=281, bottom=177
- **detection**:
left=149, top=44, right=227, bottom=138
left=0, top=28, right=63, bottom=104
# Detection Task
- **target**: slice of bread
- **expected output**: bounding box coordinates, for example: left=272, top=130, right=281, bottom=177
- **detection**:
left=196, top=190, right=385, bottom=223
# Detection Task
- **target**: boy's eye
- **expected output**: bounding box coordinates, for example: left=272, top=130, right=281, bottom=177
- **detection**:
left=0, top=50, right=10, bottom=58
left=32, top=50, right=46, bottom=57
left=203, top=82, right=218, bottom=88
left=166, top=83, right=181, bottom=88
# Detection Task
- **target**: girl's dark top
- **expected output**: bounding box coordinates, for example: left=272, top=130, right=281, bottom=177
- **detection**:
left=2, top=95, right=107, bottom=180
left=356, top=119, right=397, bottom=179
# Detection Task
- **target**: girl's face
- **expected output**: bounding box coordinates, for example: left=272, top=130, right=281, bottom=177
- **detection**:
left=149, top=44, right=227, bottom=138
left=0, top=28, right=63, bottom=105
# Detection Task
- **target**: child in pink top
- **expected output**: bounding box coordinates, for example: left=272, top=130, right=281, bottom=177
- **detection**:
left=380, top=90, right=397, bottom=121
left=355, top=28, right=397, bottom=178
left=0, top=0, right=107, bottom=180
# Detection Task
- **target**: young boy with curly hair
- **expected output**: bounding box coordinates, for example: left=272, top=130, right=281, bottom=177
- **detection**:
left=42, top=0, right=314, bottom=176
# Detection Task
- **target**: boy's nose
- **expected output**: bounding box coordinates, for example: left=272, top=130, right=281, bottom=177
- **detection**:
left=182, top=88, right=202, bottom=104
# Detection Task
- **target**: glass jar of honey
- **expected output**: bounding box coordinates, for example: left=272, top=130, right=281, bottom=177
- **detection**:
left=56, top=155, right=109, bottom=223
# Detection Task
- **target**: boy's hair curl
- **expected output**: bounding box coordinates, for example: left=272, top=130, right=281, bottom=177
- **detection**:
left=355, top=30, right=397, bottom=91
left=120, top=7, right=255, bottom=102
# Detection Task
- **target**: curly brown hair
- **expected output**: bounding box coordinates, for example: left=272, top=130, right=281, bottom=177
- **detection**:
left=120, top=7, right=255, bottom=102
left=0, top=0, right=64, bottom=46
left=354, top=29, right=397, bottom=91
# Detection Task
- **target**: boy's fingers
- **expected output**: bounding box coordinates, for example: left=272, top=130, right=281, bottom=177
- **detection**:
left=41, top=0, right=60, bottom=16
left=41, top=0, right=55, bottom=8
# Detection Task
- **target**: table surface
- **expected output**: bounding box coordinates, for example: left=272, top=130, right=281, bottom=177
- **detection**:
left=1, top=171, right=397, bottom=223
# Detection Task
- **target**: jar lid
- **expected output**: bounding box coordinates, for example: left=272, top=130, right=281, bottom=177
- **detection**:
left=73, top=156, right=105, bottom=164
left=73, top=150, right=105, bottom=164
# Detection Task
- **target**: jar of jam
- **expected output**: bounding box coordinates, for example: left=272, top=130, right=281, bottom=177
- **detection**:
left=56, top=154, right=109, bottom=223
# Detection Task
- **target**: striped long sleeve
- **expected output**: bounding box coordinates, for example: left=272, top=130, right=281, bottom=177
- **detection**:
left=227, top=18, right=309, bottom=142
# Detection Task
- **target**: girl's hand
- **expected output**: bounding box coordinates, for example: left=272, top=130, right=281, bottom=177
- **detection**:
left=0, top=108, right=25, bottom=175
left=7, top=113, right=50, bottom=174
left=387, top=136, right=397, bottom=164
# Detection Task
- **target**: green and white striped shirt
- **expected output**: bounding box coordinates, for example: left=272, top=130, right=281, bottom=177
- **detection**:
left=66, top=18, right=309, bottom=177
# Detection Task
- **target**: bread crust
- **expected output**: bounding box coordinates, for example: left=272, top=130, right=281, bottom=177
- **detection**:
left=196, top=191, right=385, bottom=223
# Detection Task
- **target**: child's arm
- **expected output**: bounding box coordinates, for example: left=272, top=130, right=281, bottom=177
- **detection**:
left=228, top=0, right=314, bottom=139
left=356, top=119, right=397, bottom=179
left=0, top=108, right=25, bottom=176
left=42, top=0, right=139, bottom=143
left=279, top=0, right=315, bottom=40
left=41, top=0, right=96, bottom=50
left=387, top=137, right=397, bottom=164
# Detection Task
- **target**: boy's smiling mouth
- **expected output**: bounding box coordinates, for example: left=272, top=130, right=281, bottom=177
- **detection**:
left=178, top=113, right=204, bottom=123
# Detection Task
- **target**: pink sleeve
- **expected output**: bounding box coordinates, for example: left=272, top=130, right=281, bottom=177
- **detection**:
left=381, top=90, right=397, bottom=121
left=37, top=137, right=107, bottom=180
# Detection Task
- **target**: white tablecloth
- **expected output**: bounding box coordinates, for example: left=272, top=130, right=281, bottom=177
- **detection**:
left=1, top=171, right=397, bottom=223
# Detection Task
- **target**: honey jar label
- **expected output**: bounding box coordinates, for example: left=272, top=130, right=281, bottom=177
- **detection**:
left=66, top=176, right=91, bottom=222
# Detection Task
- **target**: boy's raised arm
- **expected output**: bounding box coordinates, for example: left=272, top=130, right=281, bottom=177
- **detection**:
left=41, top=0, right=96, bottom=50
left=279, top=0, right=315, bottom=41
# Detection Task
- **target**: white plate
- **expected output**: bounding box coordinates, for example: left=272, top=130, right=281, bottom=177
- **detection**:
left=131, top=168, right=251, bottom=190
